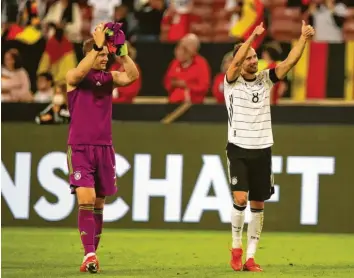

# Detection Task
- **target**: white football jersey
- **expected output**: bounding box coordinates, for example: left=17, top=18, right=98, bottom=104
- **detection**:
left=224, top=69, right=277, bottom=149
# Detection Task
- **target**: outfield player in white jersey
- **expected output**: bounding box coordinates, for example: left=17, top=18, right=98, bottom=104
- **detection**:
left=225, top=21, right=315, bottom=272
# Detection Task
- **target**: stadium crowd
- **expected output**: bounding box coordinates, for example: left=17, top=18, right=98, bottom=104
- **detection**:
left=1, top=0, right=354, bottom=104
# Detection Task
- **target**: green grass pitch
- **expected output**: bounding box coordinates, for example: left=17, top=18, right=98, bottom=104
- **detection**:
left=2, top=227, right=353, bottom=278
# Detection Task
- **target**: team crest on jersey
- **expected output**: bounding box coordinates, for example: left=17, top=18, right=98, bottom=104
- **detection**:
left=74, top=171, right=81, bottom=181
left=231, top=176, right=238, bottom=185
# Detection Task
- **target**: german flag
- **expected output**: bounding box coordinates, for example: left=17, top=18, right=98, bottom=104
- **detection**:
left=291, top=41, right=354, bottom=101
left=37, top=36, right=77, bottom=85
left=229, top=0, right=266, bottom=50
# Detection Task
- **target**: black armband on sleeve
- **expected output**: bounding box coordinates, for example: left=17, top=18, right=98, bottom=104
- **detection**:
left=269, top=68, right=280, bottom=83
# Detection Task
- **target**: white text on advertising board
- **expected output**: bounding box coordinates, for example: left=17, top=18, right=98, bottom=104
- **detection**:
left=1, top=152, right=335, bottom=225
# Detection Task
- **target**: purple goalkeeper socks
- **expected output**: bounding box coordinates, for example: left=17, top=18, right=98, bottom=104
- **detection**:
left=78, top=204, right=96, bottom=255
left=93, top=208, right=103, bottom=251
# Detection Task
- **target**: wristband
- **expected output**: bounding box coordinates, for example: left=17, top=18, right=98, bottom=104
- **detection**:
left=93, top=44, right=103, bottom=52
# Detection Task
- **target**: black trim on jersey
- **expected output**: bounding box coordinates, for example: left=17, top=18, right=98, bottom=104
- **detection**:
left=269, top=68, right=280, bottom=83
left=243, top=75, right=257, bottom=82
left=226, top=75, right=238, bottom=84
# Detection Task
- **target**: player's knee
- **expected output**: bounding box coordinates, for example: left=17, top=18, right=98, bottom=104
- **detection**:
left=76, top=187, right=96, bottom=205
left=233, top=191, right=248, bottom=207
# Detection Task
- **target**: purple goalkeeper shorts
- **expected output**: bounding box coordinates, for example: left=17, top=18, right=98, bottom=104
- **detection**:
left=67, top=145, right=117, bottom=197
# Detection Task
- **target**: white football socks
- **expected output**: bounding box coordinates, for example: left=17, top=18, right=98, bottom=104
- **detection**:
left=246, top=209, right=264, bottom=260
left=231, top=204, right=246, bottom=249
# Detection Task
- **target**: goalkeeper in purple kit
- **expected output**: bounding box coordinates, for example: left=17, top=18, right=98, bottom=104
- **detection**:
left=65, top=22, right=139, bottom=273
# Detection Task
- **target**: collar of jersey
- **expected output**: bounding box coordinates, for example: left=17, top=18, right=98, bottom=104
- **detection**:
left=242, top=75, right=257, bottom=82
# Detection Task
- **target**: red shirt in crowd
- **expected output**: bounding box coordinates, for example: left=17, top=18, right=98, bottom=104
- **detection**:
left=110, top=62, right=142, bottom=103
left=164, top=55, right=211, bottom=103
left=212, top=73, right=225, bottom=103
left=161, top=13, right=192, bottom=42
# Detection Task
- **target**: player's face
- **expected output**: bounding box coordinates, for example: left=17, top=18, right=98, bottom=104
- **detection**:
left=93, top=47, right=109, bottom=70
left=175, top=43, right=191, bottom=63
left=243, top=48, right=258, bottom=74
left=4, top=52, right=15, bottom=70
left=37, top=76, right=51, bottom=90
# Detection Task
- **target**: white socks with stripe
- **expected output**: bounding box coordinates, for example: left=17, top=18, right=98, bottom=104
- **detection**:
left=246, top=208, right=264, bottom=260
left=231, top=203, right=246, bottom=249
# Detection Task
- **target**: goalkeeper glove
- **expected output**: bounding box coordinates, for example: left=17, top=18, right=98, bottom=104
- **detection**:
left=116, top=43, right=128, bottom=57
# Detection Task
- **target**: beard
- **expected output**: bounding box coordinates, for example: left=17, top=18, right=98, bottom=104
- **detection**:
left=246, top=65, right=258, bottom=74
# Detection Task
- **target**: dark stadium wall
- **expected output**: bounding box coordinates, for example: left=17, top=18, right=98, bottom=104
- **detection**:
left=2, top=103, right=354, bottom=124
left=2, top=123, right=354, bottom=233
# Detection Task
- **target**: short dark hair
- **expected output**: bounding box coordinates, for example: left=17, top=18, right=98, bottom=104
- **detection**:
left=233, top=43, right=244, bottom=57
left=6, top=49, right=24, bottom=69
left=263, top=46, right=280, bottom=61
left=82, top=38, right=95, bottom=55
left=38, top=72, right=54, bottom=85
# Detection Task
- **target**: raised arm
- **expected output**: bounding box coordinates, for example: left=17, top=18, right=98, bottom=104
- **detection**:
left=275, top=21, right=315, bottom=80
left=66, top=23, right=106, bottom=87
left=111, top=54, right=139, bottom=87
left=226, top=22, right=265, bottom=82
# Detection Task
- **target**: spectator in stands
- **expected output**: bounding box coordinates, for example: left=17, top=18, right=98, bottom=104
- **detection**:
left=224, top=0, right=266, bottom=49
left=164, top=33, right=211, bottom=103
left=33, top=72, right=55, bottom=103
left=77, top=0, right=94, bottom=41
left=35, top=84, right=70, bottom=124
left=17, top=0, right=41, bottom=27
left=113, top=4, right=129, bottom=36
left=307, top=0, right=348, bottom=42
left=37, top=33, right=77, bottom=85
left=134, top=0, right=166, bottom=41
left=1, top=49, right=32, bottom=102
left=2, top=1, right=42, bottom=45
left=110, top=42, right=142, bottom=103
left=212, top=51, right=233, bottom=104
left=88, top=0, right=122, bottom=33
left=160, top=0, right=193, bottom=42
left=42, top=0, right=83, bottom=60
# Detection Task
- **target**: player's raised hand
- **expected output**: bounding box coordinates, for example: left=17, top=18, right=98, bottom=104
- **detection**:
left=252, top=22, right=265, bottom=36
left=301, top=20, right=315, bottom=40
left=93, top=23, right=107, bottom=48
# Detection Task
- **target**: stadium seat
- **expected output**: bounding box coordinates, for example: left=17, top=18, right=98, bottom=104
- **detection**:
left=270, top=7, right=302, bottom=41
left=264, top=0, right=287, bottom=8
left=345, top=8, right=354, bottom=18
left=343, top=8, right=354, bottom=41
left=213, top=0, right=226, bottom=10
left=190, top=21, right=213, bottom=41
left=271, top=7, right=301, bottom=19
left=193, top=0, right=214, bottom=4
left=190, top=5, right=213, bottom=20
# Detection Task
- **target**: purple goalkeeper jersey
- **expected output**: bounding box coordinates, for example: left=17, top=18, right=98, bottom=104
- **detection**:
left=67, top=69, right=114, bottom=145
